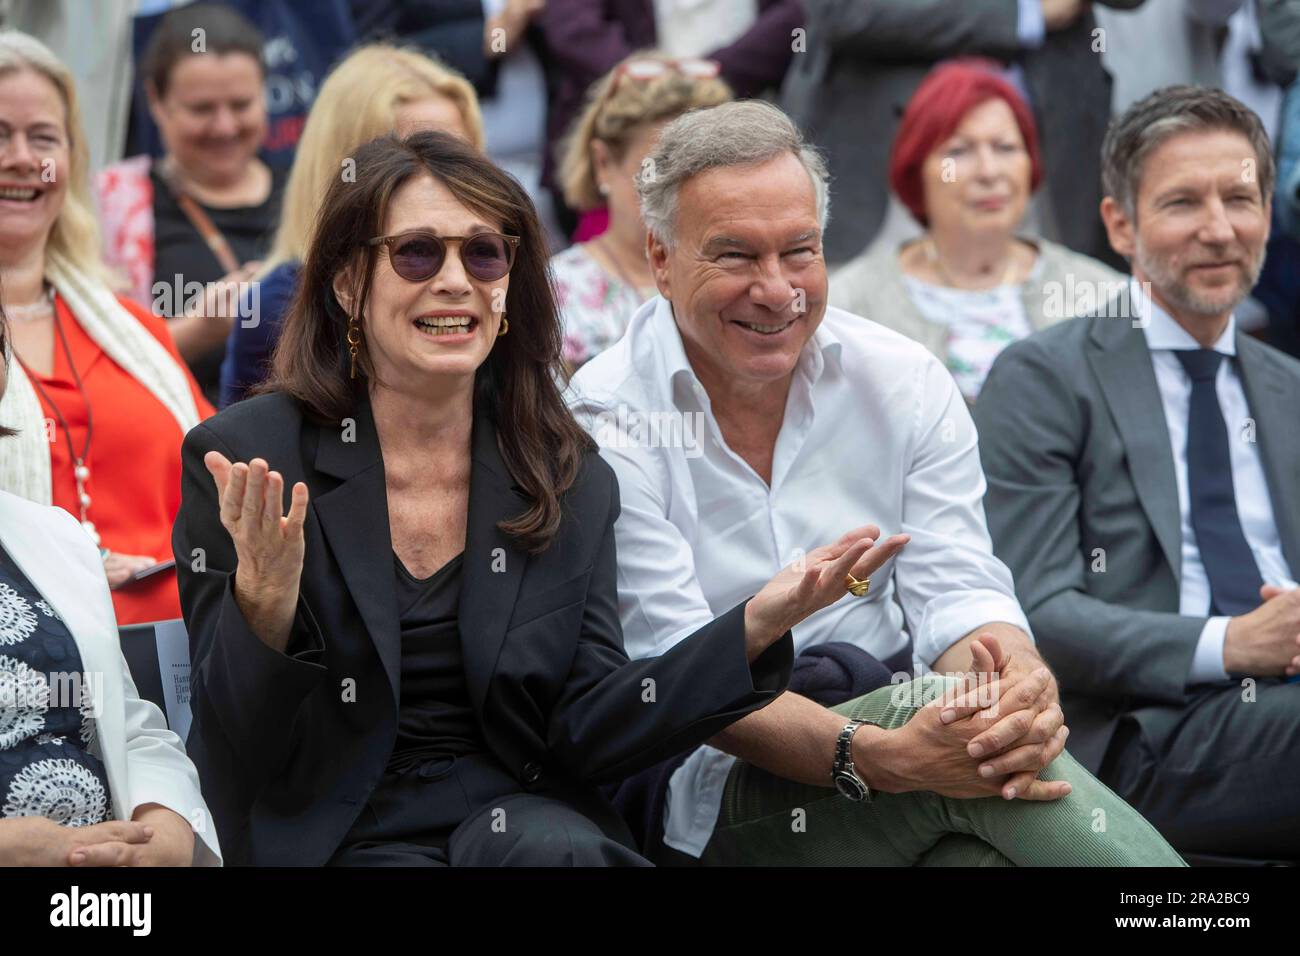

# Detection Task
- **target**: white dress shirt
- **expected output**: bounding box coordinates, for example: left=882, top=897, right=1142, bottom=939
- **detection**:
left=568, top=297, right=1030, bottom=857
left=1136, top=286, right=1296, bottom=684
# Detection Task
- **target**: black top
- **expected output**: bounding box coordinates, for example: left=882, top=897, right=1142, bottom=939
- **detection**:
left=388, top=550, right=482, bottom=771
left=151, top=163, right=285, bottom=404
left=0, top=543, right=111, bottom=828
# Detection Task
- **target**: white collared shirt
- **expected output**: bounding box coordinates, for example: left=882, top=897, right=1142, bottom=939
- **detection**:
left=1136, top=285, right=1296, bottom=683
left=568, top=297, right=1030, bottom=857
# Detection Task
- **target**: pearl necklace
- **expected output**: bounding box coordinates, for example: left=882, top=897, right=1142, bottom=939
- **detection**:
left=4, top=286, right=55, bottom=322
left=925, top=237, right=1019, bottom=290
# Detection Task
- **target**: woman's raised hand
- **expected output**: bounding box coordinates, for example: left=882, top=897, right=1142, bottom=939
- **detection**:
left=743, top=524, right=910, bottom=660
left=204, top=451, right=309, bottom=651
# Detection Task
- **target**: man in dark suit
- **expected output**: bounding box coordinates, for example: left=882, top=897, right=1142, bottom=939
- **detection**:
left=975, top=86, right=1300, bottom=858
left=782, top=0, right=1144, bottom=265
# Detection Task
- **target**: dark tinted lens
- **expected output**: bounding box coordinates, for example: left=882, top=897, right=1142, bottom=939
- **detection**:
left=462, top=234, right=512, bottom=280
left=390, top=235, right=444, bottom=281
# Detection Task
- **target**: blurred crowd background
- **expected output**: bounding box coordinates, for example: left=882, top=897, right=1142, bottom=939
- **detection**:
left=1, top=0, right=1298, bottom=384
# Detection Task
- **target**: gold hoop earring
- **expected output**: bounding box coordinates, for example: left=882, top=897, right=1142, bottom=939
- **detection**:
left=497, top=315, right=508, bottom=337
left=347, top=314, right=362, bottom=379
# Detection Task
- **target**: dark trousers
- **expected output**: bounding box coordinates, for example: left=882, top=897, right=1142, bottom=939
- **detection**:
left=327, top=752, right=651, bottom=867
left=1098, top=679, right=1300, bottom=859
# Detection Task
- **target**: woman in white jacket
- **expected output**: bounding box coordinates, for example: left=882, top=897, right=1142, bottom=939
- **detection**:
left=0, top=312, right=219, bottom=866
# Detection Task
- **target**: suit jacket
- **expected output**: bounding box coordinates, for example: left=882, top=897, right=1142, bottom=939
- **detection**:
left=782, top=0, right=1144, bottom=265
left=973, top=303, right=1300, bottom=773
left=537, top=0, right=803, bottom=191
left=1094, top=0, right=1240, bottom=114
left=0, top=490, right=220, bottom=865
left=172, top=391, right=792, bottom=865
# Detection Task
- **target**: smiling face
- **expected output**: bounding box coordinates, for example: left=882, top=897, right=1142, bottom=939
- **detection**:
left=1102, top=128, right=1270, bottom=322
left=149, top=52, right=266, bottom=187
left=0, top=68, right=69, bottom=258
left=648, top=151, right=826, bottom=389
left=341, top=172, right=510, bottom=392
left=920, top=97, right=1030, bottom=237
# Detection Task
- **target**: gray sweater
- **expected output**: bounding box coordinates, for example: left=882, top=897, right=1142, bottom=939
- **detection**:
left=829, top=236, right=1124, bottom=368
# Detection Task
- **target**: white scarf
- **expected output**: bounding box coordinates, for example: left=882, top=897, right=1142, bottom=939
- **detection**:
left=0, top=251, right=202, bottom=506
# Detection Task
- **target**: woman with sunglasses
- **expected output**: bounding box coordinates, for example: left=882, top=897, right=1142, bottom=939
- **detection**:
left=554, top=53, right=730, bottom=370
left=171, top=130, right=899, bottom=866
left=217, top=43, right=486, bottom=408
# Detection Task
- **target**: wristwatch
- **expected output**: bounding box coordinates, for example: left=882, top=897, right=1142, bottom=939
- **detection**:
left=832, top=718, right=875, bottom=801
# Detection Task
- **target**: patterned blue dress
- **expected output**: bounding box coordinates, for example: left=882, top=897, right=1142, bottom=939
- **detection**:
left=0, top=543, right=111, bottom=827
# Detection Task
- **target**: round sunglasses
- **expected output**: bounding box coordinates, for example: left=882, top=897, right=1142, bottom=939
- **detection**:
left=365, top=231, right=521, bottom=283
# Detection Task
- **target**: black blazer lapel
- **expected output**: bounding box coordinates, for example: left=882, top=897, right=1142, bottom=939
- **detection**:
left=1238, top=335, right=1300, bottom=576
left=311, top=396, right=401, bottom=712
left=460, top=414, right=530, bottom=718
left=1086, top=312, right=1184, bottom=581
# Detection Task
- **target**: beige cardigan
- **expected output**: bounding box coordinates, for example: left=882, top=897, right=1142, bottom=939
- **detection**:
left=829, top=236, right=1125, bottom=364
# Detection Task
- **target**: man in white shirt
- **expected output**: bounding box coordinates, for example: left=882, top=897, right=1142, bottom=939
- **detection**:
left=569, top=100, right=1182, bottom=865
left=977, top=86, right=1300, bottom=859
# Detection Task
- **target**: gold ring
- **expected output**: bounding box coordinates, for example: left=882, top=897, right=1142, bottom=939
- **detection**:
left=844, top=573, right=871, bottom=597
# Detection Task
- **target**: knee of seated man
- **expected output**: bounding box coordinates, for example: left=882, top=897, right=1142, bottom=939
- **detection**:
left=450, top=795, right=649, bottom=866
left=1243, top=679, right=1300, bottom=748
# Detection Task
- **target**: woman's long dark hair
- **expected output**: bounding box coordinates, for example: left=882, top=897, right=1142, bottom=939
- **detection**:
left=264, top=130, right=594, bottom=553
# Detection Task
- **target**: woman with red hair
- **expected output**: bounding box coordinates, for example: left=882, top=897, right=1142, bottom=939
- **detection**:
left=831, top=59, right=1121, bottom=402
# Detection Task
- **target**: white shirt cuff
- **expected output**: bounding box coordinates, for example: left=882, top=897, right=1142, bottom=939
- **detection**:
left=1189, top=616, right=1231, bottom=685
left=913, top=589, right=1032, bottom=672
left=1017, top=0, right=1046, bottom=47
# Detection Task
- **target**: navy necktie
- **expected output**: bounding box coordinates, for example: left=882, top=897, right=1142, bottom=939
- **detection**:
left=1174, top=349, right=1264, bottom=615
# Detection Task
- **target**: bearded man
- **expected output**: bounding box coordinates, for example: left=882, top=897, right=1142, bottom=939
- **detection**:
left=976, top=85, right=1300, bottom=860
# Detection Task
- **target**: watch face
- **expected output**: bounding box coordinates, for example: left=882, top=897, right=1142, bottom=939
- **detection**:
left=834, top=773, right=868, bottom=801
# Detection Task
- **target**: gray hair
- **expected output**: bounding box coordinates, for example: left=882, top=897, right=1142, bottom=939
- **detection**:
left=1101, top=85, right=1275, bottom=216
left=636, top=99, right=830, bottom=246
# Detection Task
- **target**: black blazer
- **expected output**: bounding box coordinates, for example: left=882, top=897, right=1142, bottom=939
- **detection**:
left=172, top=391, right=792, bottom=865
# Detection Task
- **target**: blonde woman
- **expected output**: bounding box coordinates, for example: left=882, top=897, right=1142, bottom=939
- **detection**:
left=553, top=53, right=730, bottom=369
left=0, top=31, right=210, bottom=627
left=218, top=44, right=483, bottom=407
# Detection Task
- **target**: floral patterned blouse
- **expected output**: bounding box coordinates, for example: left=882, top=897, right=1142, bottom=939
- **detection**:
left=0, top=543, right=109, bottom=827
left=901, top=273, right=1037, bottom=402
left=551, top=243, right=650, bottom=369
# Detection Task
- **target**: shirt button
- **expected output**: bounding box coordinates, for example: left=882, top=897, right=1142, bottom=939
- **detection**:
left=522, top=761, right=542, bottom=784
